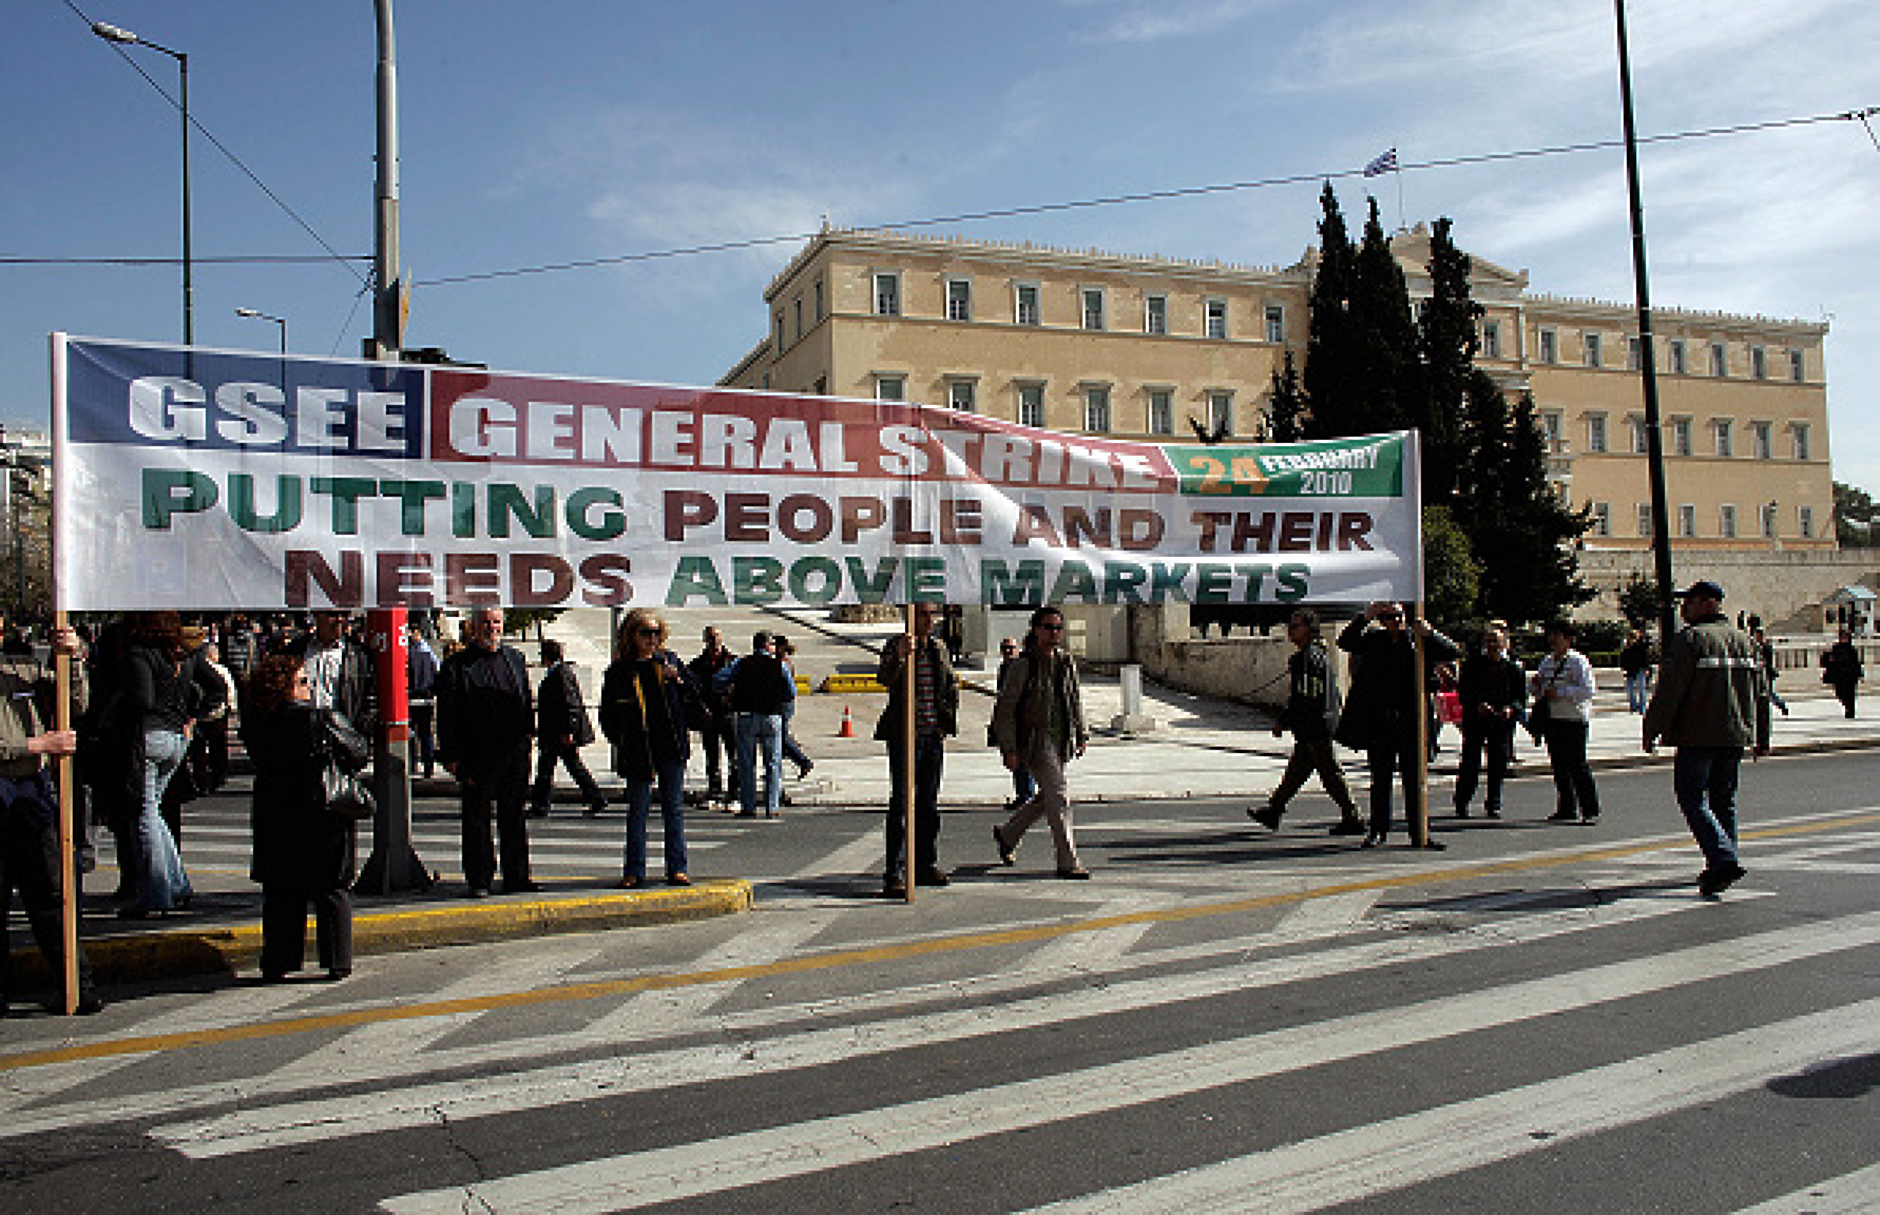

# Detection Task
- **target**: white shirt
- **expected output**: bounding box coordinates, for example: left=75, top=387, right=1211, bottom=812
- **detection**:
left=1532, top=649, right=1596, bottom=723
left=303, top=638, right=345, bottom=711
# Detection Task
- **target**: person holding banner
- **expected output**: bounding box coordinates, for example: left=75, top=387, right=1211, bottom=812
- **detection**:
left=1, top=624, right=102, bottom=1016
left=435, top=608, right=538, bottom=898
left=877, top=603, right=958, bottom=897
left=1336, top=602, right=1461, bottom=848
left=991, top=606, right=1091, bottom=879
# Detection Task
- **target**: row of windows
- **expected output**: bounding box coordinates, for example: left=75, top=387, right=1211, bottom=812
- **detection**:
left=1543, top=412, right=1813, bottom=461
left=872, top=373, right=1236, bottom=437
left=1588, top=502, right=1816, bottom=540
left=870, top=271, right=1287, bottom=342
left=1518, top=322, right=1808, bottom=382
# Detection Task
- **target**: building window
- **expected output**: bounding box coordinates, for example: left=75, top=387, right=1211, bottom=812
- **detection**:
left=774, top=311, right=786, bottom=352
left=1147, top=389, right=1174, bottom=435
left=1789, top=349, right=1806, bottom=382
left=1629, top=416, right=1651, bottom=454
left=1591, top=502, right=1611, bottom=537
left=1710, top=341, right=1728, bottom=377
left=1627, top=336, right=1643, bottom=371
left=1752, top=421, right=1774, bottom=460
left=814, top=278, right=825, bottom=322
left=1583, top=332, right=1602, bottom=368
left=1144, top=294, right=1167, bottom=335
left=1538, top=328, right=1558, bottom=364
left=793, top=296, right=804, bottom=342
left=1671, top=417, right=1692, bottom=457
left=1799, top=505, right=1815, bottom=539
left=1015, top=283, right=1041, bottom=326
left=1793, top=423, right=1811, bottom=461
left=1082, top=288, right=1106, bottom=331
left=1762, top=501, right=1778, bottom=539
left=1678, top=504, right=1697, bottom=538
left=1205, top=299, right=1228, bottom=340
left=873, top=272, right=900, bottom=317
left=1637, top=503, right=1655, bottom=538
left=1541, top=410, right=1563, bottom=447
left=1207, top=391, right=1234, bottom=438
left=1669, top=339, right=1687, bottom=375
left=1017, top=383, right=1044, bottom=429
left=1084, top=386, right=1111, bottom=432
left=1713, top=420, right=1733, bottom=458
left=1265, top=305, right=1286, bottom=344
left=945, top=278, right=971, bottom=322
left=874, top=374, right=905, bottom=402
left=1586, top=414, right=1607, bottom=454
left=1720, top=504, right=1737, bottom=539
left=1750, top=346, right=1767, bottom=380
left=947, top=379, right=976, bottom=412
left=1481, top=320, right=1500, bottom=360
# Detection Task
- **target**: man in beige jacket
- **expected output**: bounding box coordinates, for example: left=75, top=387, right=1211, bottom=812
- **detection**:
left=991, top=605, right=1091, bottom=880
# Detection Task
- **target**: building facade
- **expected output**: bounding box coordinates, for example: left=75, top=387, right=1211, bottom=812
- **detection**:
left=721, top=225, right=1835, bottom=561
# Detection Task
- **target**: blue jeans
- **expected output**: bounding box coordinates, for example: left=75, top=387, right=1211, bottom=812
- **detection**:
left=624, top=756, right=689, bottom=880
left=135, top=729, right=192, bottom=911
left=1674, top=746, right=1743, bottom=871
left=735, top=713, right=784, bottom=817
left=1626, top=670, right=1652, bottom=714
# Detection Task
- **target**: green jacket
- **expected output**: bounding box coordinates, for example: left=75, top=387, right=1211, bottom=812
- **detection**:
left=991, top=646, right=1088, bottom=761
left=1643, top=612, right=1768, bottom=750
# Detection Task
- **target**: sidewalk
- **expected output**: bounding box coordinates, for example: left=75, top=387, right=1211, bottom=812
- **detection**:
left=11, top=655, right=1873, bottom=993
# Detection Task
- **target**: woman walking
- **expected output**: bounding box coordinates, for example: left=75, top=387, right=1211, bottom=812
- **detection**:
left=243, top=653, right=367, bottom=981
left=599, top=609, right=696, bottom=888
left=1533, top=620, right=1601, bottom=824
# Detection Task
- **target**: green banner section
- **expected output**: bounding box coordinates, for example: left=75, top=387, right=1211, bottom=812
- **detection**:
left=1168, top=434, right=1404, bottom=498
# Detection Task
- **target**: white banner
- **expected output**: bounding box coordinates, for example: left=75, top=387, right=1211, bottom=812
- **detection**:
left=53, top=336, right=1423, bottom=612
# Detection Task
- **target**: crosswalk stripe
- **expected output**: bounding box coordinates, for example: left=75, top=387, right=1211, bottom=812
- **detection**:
left=1732, top=1162, right=1880, bottom=1214
left=155, top=902, right=1871, bottom=1162
left=372, top=926, right=1880, bottom=1214
left=1028, top=997, right=1880, bottom=1214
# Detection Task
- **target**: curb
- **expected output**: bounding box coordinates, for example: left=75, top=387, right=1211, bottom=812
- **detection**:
left=11, top=880, right=754, bottom=987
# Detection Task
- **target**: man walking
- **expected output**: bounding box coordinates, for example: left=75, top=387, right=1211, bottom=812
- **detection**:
left=1643, top=580, right=1770, bottom=897
left=436, top=608, right=537, bottom=897
left=876, top=602, right=957, bottom=896
left=1250, top=608, right=1363, bottom=835
left=991, top=606, right=1091, bottom=879
left=530, top=638, right=609, bottom=818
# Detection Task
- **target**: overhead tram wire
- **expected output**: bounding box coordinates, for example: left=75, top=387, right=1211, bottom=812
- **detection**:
left=417, top=104, right=1875, bottom=289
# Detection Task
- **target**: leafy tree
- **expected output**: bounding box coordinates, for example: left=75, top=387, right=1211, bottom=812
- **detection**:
left=1413, top=217, right=1479, bottom=503
left=505, top=607, right=568, bottom=642
left=1343, top=197, right=1421, bottom=438
left=1465, top=387, right=1594, bottom=626
left=1263, top=350, right=1308, bottom=442
left=1301, top=183, right=1357, bottom=440
left=1618, top=572, right=1661, bottom=629
left=1835, top=480, right=1878, bottom=546
left=1420, top=504, right=1481, bottom=629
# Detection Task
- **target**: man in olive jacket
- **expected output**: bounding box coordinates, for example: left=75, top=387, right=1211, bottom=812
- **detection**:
left=875, top=603, right=957, bottom=896
left=1643, top=580, right=1770, bottom=896
left=991, top=605, right=1091, bottom=878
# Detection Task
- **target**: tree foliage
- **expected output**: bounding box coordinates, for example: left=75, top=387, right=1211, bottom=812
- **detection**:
left=1421, top=504, right=1481, bottom=629
left=1835, top=480, right=1878, bottom=546
left=1412, top=217, right=1479, bottom=503
left=1263, top=350, right=1308, bottom=442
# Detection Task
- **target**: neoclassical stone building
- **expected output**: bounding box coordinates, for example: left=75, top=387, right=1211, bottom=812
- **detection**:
left=721, top=225, right=1842, bottom=625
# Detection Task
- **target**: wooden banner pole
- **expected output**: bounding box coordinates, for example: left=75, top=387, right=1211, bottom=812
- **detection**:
left=1410, top=600, right=1431, bottom=850
left=54, top=609, right=79, bottom=1014
left=902, top=602, right=916, bottom=904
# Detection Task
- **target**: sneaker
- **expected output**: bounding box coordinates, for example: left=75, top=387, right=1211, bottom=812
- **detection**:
left=1248, top=805, right=1283, bottom=831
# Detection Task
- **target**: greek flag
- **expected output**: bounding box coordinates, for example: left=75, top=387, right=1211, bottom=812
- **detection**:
left=1363, top=148, right=1398, bottom=177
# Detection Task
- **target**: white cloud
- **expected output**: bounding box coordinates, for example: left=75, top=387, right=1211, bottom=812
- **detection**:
left=1083, top=0, right=1276, bottom=44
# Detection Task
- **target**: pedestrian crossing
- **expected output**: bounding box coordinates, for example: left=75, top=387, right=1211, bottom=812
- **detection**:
left=4, top=807, right=1878, bottom=1212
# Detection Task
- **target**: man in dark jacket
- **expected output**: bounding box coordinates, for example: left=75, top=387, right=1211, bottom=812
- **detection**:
left=875, top=603, right=958, bottom=896
left=1337, top=602, right=1461, bottom=848
left=1452, top=626, right=1527, bottom=819
left=688, top=627, right=739, bottom=807
left=406, top=623, right=439, bottom=778
left=529, top=638, right=608, bottom=819
left=435, top=608, right=537, bottom=897
left=1644, top=580, right=1770, bottom=896
left=722, top=632, right=793, bottom=819
left=1251, top=608, right=1363, bottom=835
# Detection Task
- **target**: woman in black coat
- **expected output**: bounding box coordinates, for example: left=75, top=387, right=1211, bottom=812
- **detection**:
left=242, top=652, right=369, bottom=981
left=598, top=609, right=697, bottom=888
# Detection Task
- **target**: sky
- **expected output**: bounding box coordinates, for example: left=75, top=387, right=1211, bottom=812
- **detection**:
left=6, top=0, right=1878, bottom=486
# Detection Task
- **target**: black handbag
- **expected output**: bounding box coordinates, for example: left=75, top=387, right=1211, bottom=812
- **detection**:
left=316, top=708, right=375, bottom=821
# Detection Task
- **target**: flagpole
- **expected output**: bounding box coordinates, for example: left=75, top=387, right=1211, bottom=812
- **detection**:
left=49, top=334, right=80, bottom=1014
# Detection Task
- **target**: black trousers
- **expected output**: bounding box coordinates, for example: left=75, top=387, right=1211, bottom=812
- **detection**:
left=1268, top=735, right=1359, bottom=820
left=1542, top=719, right=1601, bottom=818
left=884, top=733, right=945, bottom=879
left=260, top=881, right=353, bottom=977
left=1453, top=719, right=1511, bottom=814
left=458, top=745, right=532, bottom=890
left=530, top=739, right=607, bottom=812
left=701, top=716, right=738, bottom=797
left=1364, top=733, right=1422, bottom=837
left=1, top=801, right=97, bottom=1004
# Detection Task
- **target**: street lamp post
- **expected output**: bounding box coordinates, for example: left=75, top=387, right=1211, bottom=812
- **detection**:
left=235, top=307, right=287, bottom=354
left=91, top=21, right=192, bottom=347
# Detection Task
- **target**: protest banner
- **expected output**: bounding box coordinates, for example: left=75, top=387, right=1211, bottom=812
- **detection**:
left=54, top=336, right=1423, bottom=613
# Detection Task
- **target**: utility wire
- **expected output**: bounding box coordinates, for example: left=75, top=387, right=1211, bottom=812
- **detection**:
left=421, top=105, right=1873, bottom=288
left=59, top=0, right=366, bottom=286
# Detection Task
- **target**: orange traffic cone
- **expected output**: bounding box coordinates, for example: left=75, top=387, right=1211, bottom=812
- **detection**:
left=838, top=704, right=856, bottom=738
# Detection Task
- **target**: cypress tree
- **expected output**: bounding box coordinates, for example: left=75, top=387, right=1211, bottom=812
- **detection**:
left=1414, top=217, right=1479, bottom=503
left=1344, top=197, right=1420, bottom=437
left=1264, top=350, right=1308, bottom=442
left=1301, top=183, right=1356, bottom=439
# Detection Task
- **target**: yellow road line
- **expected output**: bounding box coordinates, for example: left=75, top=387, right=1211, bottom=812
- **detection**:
left=6, top=808, right=1877, bottom=1073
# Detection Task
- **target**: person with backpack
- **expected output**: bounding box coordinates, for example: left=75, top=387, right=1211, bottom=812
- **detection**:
left=1249, top=608, right=1363, bottom=836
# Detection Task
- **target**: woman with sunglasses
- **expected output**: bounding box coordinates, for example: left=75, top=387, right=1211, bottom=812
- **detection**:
left=243, top=652, right=369, bottom=981
left=599, top=609, right=699, bottom=887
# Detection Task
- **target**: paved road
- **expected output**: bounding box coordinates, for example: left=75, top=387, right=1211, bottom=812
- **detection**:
left=4, top=751, right=1878, bottom=1212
